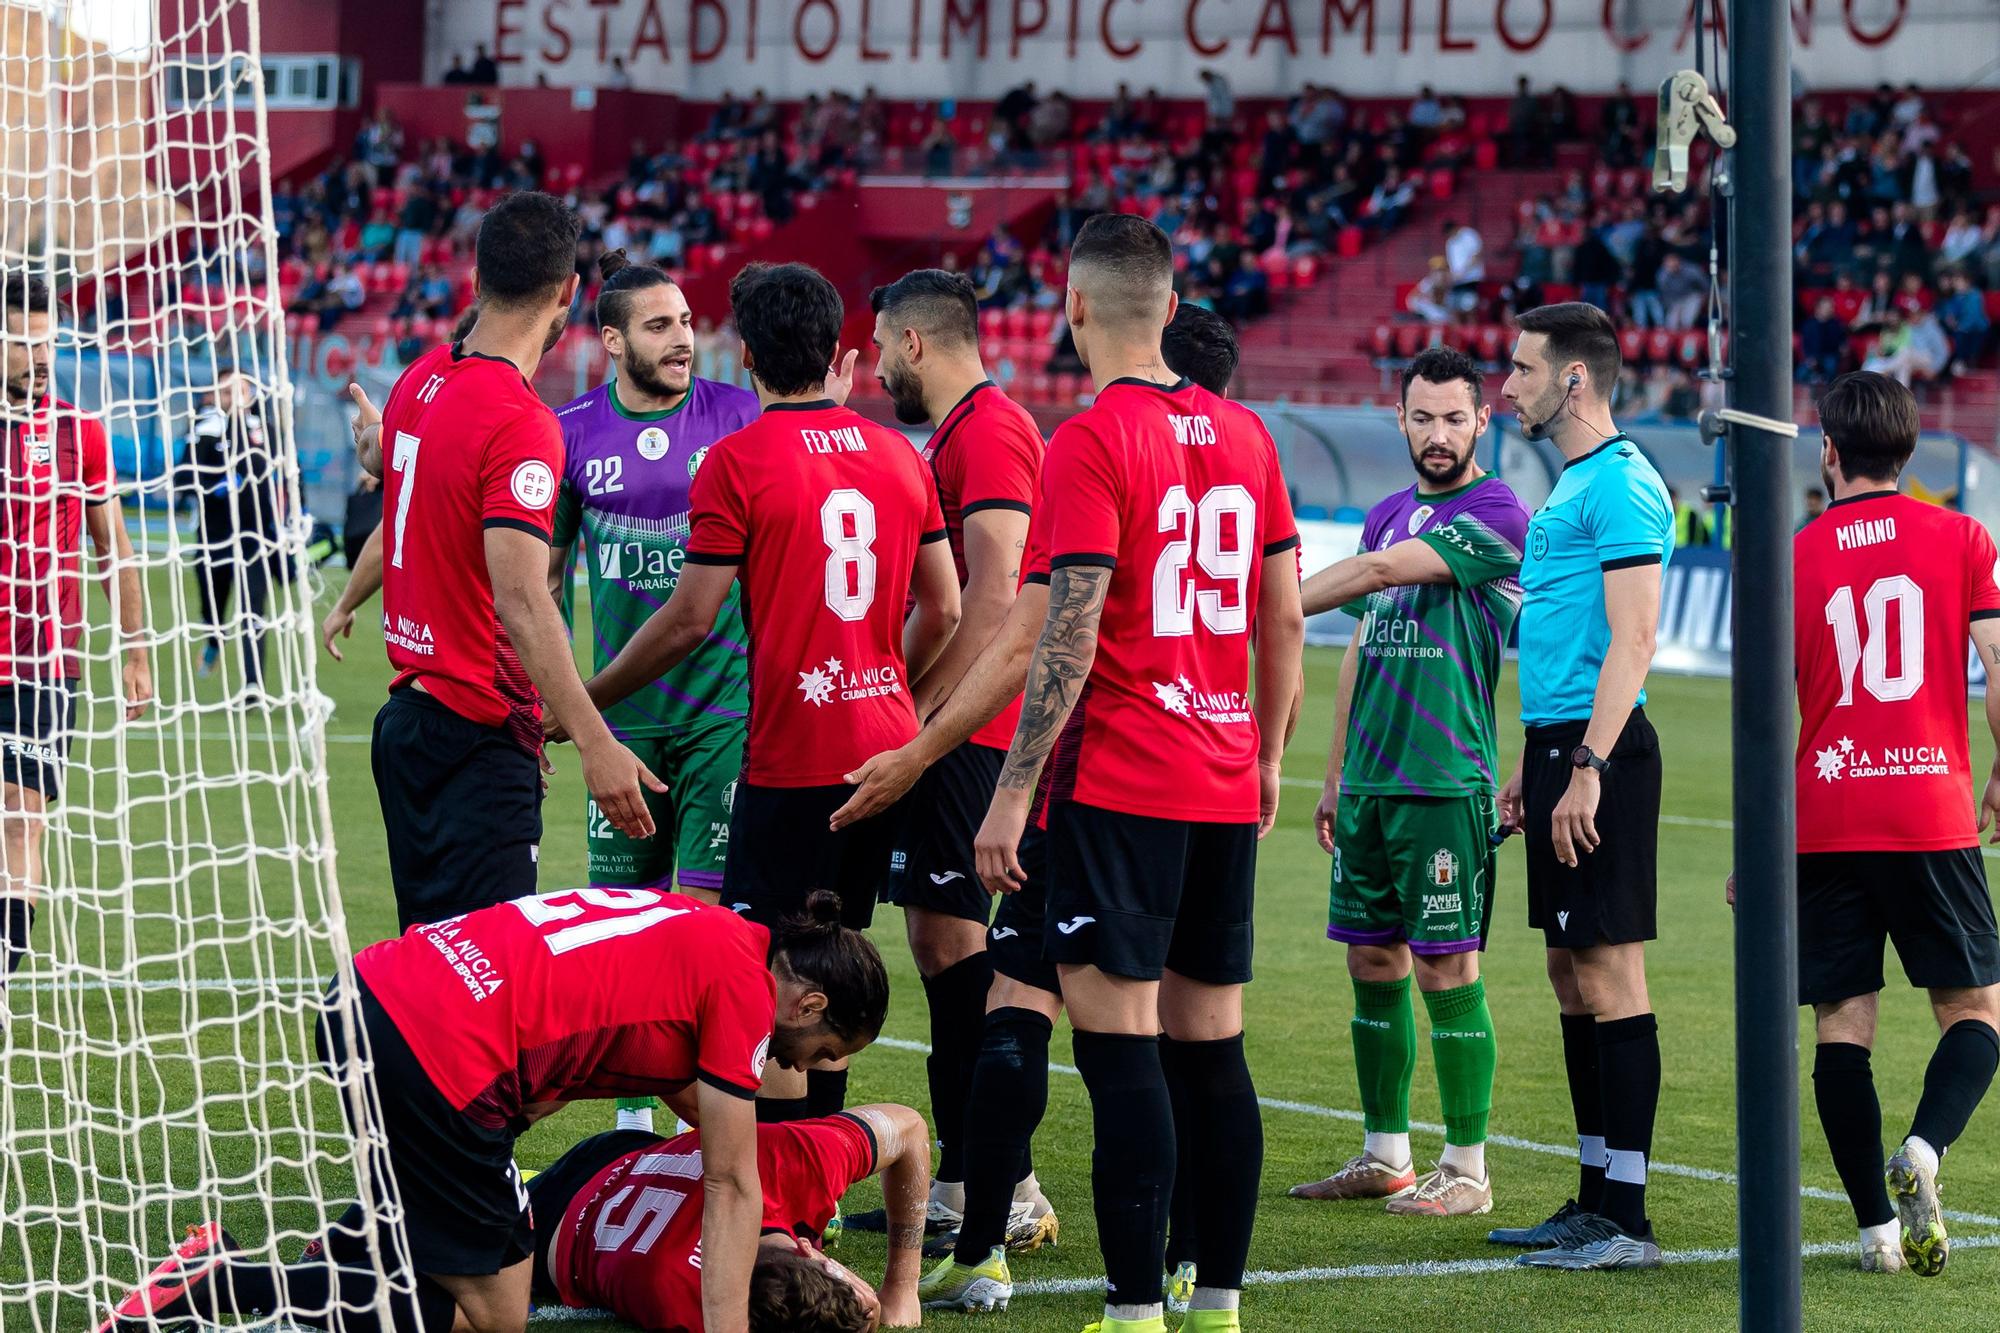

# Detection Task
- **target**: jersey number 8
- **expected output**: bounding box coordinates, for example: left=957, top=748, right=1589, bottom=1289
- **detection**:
left=821, top=489, right=878, bottom=621
left=1154, top=483, right=1256, bottom=637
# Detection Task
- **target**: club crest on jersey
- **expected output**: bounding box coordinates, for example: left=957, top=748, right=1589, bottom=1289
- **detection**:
left=686, top=445, right=710, bottom=478
left=1812, top=734, right=1950, bottom=783
left=1407, top=505, right=1435, bottom=535
left=1428, top=849, right=1458, bottom=887
left=23, top=430, right=49, bottom=465
left=751, top=1034, right=770, bottom=1081
left=1152, top=674, right=1251, bottom=724
left=636, top=426, right=670, bottom=461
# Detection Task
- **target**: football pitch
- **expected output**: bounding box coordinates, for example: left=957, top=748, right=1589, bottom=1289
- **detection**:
left=13, top=575, right=2000, bottom=1331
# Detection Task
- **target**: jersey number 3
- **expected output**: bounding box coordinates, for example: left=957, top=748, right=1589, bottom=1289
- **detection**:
left=1154, top=484, right=1255, bottom=636
left=1825, top=575, right=1925, bottom=706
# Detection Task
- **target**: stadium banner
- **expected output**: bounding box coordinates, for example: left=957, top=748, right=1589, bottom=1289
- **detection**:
left=435, top=0, right=1992, bottom=101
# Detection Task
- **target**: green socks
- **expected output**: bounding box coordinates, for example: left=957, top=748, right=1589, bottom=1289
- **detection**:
left=1351, top=975, right=1417, bottom=1134
left=1422, top=979, right=1497, bottom=1146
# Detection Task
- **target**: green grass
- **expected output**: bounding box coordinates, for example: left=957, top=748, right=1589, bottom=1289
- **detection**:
left=10, top=566, right=2000, bottom=1330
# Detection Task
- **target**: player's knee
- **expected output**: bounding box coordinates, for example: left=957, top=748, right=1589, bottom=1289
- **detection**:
left=1413, top=951, right=1478, bottom=991
left=906, top=909, right=986, bottom=977
left=1814, top=994, right=1879, bottom=1047
left=986, top=974, right=1061, bottom=1022
left=1346, top=943, right=1412, bottom=983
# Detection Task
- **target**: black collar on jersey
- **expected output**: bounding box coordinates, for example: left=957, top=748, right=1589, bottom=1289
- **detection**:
left=943, top=380, right=996, bottom=419
left=450, top=340, right=531, bottom=387
left=764, top=398, right=836, bottom=412
left=929, top=380, right=996, bottom=458
left=1561, top=432, right=1636, bottom=471
left=1103, top=375, right=1192, bottom=392
left=1826, top=488, right=1899, bottom=510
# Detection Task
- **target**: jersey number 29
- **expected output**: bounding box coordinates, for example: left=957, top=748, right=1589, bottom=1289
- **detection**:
left=1154, top=484, right=1255, bottom=636
left=1825, top=575, right=1925, bottom=706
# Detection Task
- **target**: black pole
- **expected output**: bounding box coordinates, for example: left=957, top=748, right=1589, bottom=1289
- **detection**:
left=1727, top=1, right=1801, bottom=1328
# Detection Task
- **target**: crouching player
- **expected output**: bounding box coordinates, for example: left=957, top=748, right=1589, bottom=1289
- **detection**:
left=529, top=1102, right=931, bottom=1329
left=102, top=889, right=888, bottom=1333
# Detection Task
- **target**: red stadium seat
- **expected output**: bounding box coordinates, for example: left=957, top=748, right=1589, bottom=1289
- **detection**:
left=1029, top=308, right=1056, bottom=340
left=1616, top=168, right=1643, bottom=197
left=1337, top=226, right=1364, bottom=259
left=1477, top=324, right=1505, bottom=361
left=1393, top=325, right=1426, bottom=358
left=747, top=217, right=775, bottom=241
left=1647, top=329, right=1675, bottom=363
left=1620, top=328, right=1646, bottom=362
left=1371, top=324, right=1393, bottom=357
left=1472, top=139, right=1499, bottom=171
left=1428, top=168, right=1454, bottom=199
left=1291, top=256, right=1319, bottom=286
left=979, top=308, right=1005, bottom=339
left=1677, top=331, right=1709, bottom=367
left=1260, top=251, right=1290, bottom=289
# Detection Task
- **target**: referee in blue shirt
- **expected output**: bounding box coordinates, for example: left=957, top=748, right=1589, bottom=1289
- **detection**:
left=1490, top=303, right=1674, bottom=1270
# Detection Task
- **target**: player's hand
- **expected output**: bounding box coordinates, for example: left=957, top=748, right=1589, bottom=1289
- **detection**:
left=1257, top=758, right=1282, bottom=839
left=579, top=737, right=668, bottom=840
left=348, top=383, right=383, bottom=474
left=122, top=650, right=152, bottom=721
left=825, top=348, right=860, bottom=406
left=543, top=712, right=571, bottom=745
left=1980, top=765, right=2000, bottom=844
left=830, top=745, right=923, bottom=830
left=1725, top=872, right=1737, bottom=909
left=1314, top=779, right=1339, bottom=854
left=974, top=792, right=1031, bottom=896
left=1550, top=769, right=1601, bottom=868
left=320, top=605, right=355, bottom=662
left=1497, top=760, right=1525, bottom=830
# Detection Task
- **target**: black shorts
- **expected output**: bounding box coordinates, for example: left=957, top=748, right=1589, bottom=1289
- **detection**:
left=319, top=978, right=533, bottom=1278
left=1044, top=800, right=1258, bottom=984
left=989, top=827, right=1058, bottom=995
left=721, top=782, right=899, bottom=930
left=372, top=688, right=543, bottom=931
left=1798, top=848, right=2000, bottom=1005
left=886, top=742, right=1004, bottom=923
left=1524, top=709, right=1661, bottom=949
left=527, top=1128, right=664, bottom=1302
left=0, top=680, right=74, bottom=801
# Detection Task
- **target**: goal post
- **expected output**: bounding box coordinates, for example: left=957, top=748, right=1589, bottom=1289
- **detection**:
left=0, top=2, right=412, bottom=1328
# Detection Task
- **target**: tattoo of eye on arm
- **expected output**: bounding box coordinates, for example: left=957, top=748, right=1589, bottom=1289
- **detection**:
left=998, top=564, right=1111, bottom=792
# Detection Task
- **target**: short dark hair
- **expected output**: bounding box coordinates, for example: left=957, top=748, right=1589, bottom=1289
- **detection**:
left=472, top=191, right=581, bottom=307
left=1819, top=370, right=1919, bottom=483
left=748, top=1247, right=870, bottom=1333
left=595, top=248, right=677, bottom=336
left=869, top=269, right=978, bottom=349
left=1515, top=301, right=1620, bottom=397
left=769, top=890, right=889, bottom=1046
left=731, top=262, right=843, bottom=397
left=1069, top=214, right=1173, bottom=324
left=1400, top=345, right=1483, bottom=409
left=1160, top=304, right=1238, bottom=395
left=3, top=274, right=51, bottom=321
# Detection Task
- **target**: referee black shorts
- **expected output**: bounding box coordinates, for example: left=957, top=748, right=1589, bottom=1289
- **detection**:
left=1524, top=708, right=1661, bottom=949
left=1798, top=848, right=2000, bottom=1005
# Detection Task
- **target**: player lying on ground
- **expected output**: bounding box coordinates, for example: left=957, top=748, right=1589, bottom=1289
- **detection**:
left=526, top=1103, right=932, bottom=1329
left=102, top=888, right=888, bottom=1333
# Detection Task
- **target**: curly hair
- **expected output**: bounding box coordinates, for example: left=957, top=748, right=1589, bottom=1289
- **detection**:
left=747, top=1247, right=871, bottom=1333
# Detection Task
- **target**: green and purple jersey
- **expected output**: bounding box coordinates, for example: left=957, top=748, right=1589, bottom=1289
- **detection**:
left=1341, top=475, right=1528, bottom=798
left=552, top=377, right=758, bottom=740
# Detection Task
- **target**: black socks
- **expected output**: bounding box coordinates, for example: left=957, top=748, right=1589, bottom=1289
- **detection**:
left=3, top=897, right=32, bottom=976
left=922, top=953, right=995, bottom=1184
left=1072, top=1030, right=1171, bottom=1307
left=1162, top=1032, right=1261, bottom=1292
left=1596, top=1012, right=1661, bottom=1235
left=1911, top=1019, right=2000, bottom=1156
left=1813, top=1041, right=1894, bottom=1228
left=806, top=1067, right=849, bottom=1118
left=955, top=1007, right=1053, bottom=1263
left=1559, top=1010, right=1606, bottom=1212
left=755, top=1095, right=811, bottom=1123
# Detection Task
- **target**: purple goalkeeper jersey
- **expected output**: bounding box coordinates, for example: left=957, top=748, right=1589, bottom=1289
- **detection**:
left=551, top=377, right=759, bottom=738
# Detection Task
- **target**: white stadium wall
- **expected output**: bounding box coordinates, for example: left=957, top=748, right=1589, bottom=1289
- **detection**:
left=426, top=0, right=1994, bottom=101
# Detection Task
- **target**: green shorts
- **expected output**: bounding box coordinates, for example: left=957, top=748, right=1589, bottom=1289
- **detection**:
left=1328, top=792, right=1496, bottom=956
left=585, top=723, right=744, bottom=893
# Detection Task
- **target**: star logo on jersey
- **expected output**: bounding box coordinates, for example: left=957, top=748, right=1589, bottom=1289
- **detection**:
left=1838, top=736, right=1855, bottom=754
left=798, top=662, right=837, bottom=707
left=687, top=445, right=710, bottom=478
left=1153, top=678, right=1192, bottom=717
left=1153, top=674, right=1251, bottom=725
left=1428, top=849, right=1458, bottom=887
left=636, top=426, right=670, bottom=461
left=1814, top=745, right=1847, bottom=783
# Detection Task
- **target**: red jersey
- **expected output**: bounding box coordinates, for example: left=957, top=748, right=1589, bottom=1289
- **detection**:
left=1794, top=492, right=2000, bottom=852
left=550, top=1116, right=875, bottom=1332
left=1040, top=380, right=1297, bottom=822
left=0, top=399, right=111, bottom=683
left=378, top=343, right=565, bottom=753
left=354, top=889, right=775, bottom=1129
left=925, top=381, right=1045, bottom=752
left=686, top=401, right=946, bottom=786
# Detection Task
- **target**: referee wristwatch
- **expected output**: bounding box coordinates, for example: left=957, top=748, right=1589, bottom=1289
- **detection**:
left=1570, top=745, right=1610, bottom=775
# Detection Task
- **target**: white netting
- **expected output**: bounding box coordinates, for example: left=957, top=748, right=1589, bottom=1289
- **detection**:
left=0, top=1, right=412, bottom=1327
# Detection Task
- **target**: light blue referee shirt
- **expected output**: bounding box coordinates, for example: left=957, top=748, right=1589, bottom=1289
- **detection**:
left=1518, top=434, right=1675, bottom=727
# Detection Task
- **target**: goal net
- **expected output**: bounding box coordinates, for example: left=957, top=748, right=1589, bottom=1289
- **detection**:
left=0, top=2, right=412, bottom=1328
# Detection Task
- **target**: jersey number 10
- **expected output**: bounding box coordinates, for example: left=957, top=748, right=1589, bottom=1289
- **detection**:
left=1825, top=575, right=1925, bottom=706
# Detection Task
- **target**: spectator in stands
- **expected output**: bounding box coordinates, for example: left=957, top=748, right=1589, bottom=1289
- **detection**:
left=1029, top=91, right=1074, bottom=148
left=1222, top=250, right=1270, bottom=321
left=1507, top=76, right=1542, bottom=166
left=1199, top=69, right=1234, bottom=121
left=1409, top=86, right=1442, bottom=132
left=606, top=56, right=632, bottom=91
left=1574, top=226, right=1622, bottom=314
left=468, top=44, right=498, bottom=85
left=1406, top=258, right=1452, bottom=323
left=1799, top=296, right=1848, bottom=383
left=1362, top=168, right=1415, bottom=234
left=996, top=80, right=1037, bottom=152
left=441, top=53, right=467, bottom=85
left=1602, top=81, right=1643, bottom=167
left=920, top=118, right=955, bottom=176
left=359, top=210, right=395, bottom=261
left=1443, top=219, right=1484, bottom=312
left=1856, top=270, right=1897, bottom=328
left=1657, top=252, right=1707, bottom=330
left=1941, top=208, right=1986, bottom=266
left=1798, top=486, right=1827, bottom=532
left=1258, top=109, right=1295, bottom=187
left=394, top=187, right=436, bottom=268
left=1864, top=306, right=1947, bottom=386
left=1938, top=270, right=1991, bottom=375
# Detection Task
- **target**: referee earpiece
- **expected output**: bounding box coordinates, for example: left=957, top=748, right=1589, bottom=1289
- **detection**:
left=1567, top=373, right=1581, bottom=390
